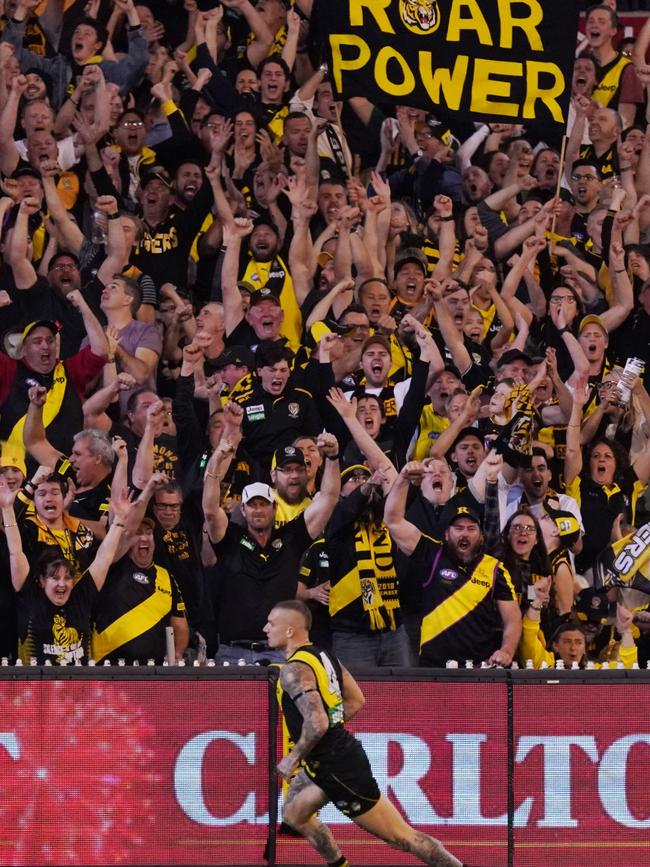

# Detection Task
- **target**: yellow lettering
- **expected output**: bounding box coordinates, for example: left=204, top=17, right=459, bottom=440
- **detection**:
left=374, top=47, right=415, bottom=97
left=523, top=61, right=565, bottom=123
left=152, top=238, right=162, bottom=253
left=330, top=34, right=372, bottom=93
left=349, top=0, right=395, bottom=33
left=497, top=0, right=543, bottom=50
left=447, top=0, right=493, bottom=45
left=419, top=53, right=468, bottom=110
left=470, top=58, right=522, bottom=116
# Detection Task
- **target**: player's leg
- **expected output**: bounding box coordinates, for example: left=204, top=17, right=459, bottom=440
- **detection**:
left=282, top=769, right=347, bottom=865
left=353, top=794, right=463, bottom=867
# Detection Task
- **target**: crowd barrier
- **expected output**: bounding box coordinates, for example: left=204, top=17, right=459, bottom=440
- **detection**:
left=1, top=667, right=649, bottom=867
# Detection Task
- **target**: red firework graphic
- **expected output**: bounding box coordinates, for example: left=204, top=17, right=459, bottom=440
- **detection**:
left=0, top=681, right=159, bottom=866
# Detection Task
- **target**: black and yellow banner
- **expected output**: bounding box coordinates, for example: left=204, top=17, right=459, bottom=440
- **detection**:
left=317, top=0, right=580, bottom=127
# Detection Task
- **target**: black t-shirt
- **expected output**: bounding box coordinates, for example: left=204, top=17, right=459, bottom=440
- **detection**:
left=68, top=477, right=111, bottom=524
left=211, top=514, right=312, bottom=642
left=17, top=569, right=98, bottom=664
left=154, top=520, right=207, bottom=632
left=298, top=538, right=332, bottom=651
left=111, top=424, right=182, bottom=484
left=9, top=277, right=87, bottom=358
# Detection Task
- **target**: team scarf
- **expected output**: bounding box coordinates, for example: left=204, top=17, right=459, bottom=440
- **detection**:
left=353, top=521, right=399, bottom=631
left=593, top=520, right=650, bottom=595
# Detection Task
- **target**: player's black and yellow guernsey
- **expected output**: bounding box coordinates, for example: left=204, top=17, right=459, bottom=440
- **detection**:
left=276, top=643, right=381, bottom=817
left=276, top=644, right=350, bottom=763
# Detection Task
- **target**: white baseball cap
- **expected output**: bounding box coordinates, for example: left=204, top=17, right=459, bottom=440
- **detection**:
left=241, top=483, right=275, bottom=505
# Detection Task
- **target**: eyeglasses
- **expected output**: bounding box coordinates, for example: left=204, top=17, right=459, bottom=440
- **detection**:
left=51, top=263, right=77, bottom=271
left=571, top=173, right=599, bottom=182
left=511, top=524, right=536, bottom=535
left=346, top=472, right=370, bottom=481
left=120, top=120, right=144, bottom=129
left=549, top=295, right=576, bottom=305
left=203, top=122, right=222, bottom=131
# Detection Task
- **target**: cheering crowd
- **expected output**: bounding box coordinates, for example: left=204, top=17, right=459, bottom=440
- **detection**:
left=0, top=0, right=648, bottom=672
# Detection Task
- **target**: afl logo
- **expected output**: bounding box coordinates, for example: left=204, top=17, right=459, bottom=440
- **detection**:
left=399, top=0, right=441, bottom=35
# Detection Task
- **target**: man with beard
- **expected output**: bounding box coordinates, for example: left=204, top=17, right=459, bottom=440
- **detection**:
left=568, top=101, right=622, bottom=180
left=384, top=471, right=521, bottom=668
left=220, top=217, right=302, bottom=351
left=271, top=445, right=312, bottom=528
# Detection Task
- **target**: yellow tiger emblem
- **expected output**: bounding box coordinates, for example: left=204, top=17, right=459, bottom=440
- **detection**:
left=52, top=613, right=80, bottom=662
left=399, top=0, right=441, bottom=35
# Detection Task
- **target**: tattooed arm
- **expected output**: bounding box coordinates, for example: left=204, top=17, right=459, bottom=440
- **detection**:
left=276, top=662, right=329, bottom=780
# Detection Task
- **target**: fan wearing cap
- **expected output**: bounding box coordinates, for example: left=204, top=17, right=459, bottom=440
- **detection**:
left=0, top=316, right=107, bottom=461
left=390, top=249, right=428, bottom=321
left=202, top=429, right=341, bottom=664
left=271, top=445, right=312, bottom=528
left=211, top=345, right=255, bottom=395
left=521, top=578, right=637, bottom=669
left=218, top=216, right=302, bottom=352
left=231, top=341, right=322, bottom=475
left=227, top=285, right=285, bottom=352
left=385, top=467, right=521, bottom=668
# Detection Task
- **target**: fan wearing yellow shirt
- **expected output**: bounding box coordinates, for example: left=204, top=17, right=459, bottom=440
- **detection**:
left=271, top=446, right=312, bottom=529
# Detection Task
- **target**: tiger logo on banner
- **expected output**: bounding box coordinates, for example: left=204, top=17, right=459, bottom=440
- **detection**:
left=399, top=0, right=441, bottom=35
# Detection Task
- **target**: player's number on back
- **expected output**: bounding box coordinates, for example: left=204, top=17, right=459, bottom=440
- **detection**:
left=320, top=652, right=341, bottom=698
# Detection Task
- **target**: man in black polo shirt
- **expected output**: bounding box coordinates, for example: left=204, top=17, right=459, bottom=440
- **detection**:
left=202, top=433, right=341, bottom=663
left=385, top=463, right=521, bottom=668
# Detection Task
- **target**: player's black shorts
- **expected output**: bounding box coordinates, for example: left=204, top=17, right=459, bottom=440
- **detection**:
left=303, top=736, right=381, bottom=817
